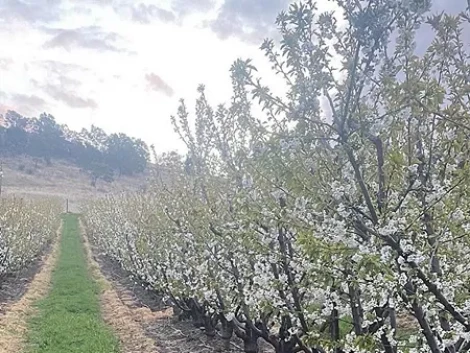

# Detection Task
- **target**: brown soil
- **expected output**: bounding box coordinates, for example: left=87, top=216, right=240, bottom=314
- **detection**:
left=81, top=223, right=255, bottom=353
left=0, top=224, right=61, bottom=353
left=81, top=221, right=160, bottom=353
left=87, top=238, right=418, bottom=353
left=0, top=255, right=48, bottom=311
left=90, top=253, right=165, bottom=313
left=144, top=315, right=247, bottom=353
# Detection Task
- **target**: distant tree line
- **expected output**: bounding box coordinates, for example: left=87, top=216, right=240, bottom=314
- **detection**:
left=0, top=111, right=149, bottom=184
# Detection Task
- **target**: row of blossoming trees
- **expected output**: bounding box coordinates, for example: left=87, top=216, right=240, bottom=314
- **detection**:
left=0, top=198, right=61, bottom=279
left=84, top=1, right=470, bottom=352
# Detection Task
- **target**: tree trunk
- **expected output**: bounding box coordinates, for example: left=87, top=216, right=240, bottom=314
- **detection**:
left=191, top=309, right=205, bottom=328
left=243, top=326, right=259, bottom=353
left=189, top=299, right=205, bottom=328
left=220, top=316, right=234, bottom=350
left=276, top=340, right=297, bottom=353
left=203, top=313, right=216, bottom=338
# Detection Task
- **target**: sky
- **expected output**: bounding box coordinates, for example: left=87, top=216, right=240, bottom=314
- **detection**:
left=0, top=0, right=298, bottom=153
left=0, top=0, right=468, bottom=154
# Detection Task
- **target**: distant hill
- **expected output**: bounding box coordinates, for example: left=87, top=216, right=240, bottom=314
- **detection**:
left=0, top=110, right=150, bottom=187
left=0, top=155, right=151, bottom=212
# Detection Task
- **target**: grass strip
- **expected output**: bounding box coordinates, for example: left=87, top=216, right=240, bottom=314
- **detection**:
left=26, top=214, right=120, bottom=353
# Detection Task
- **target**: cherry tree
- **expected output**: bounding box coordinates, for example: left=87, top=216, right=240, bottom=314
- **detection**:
left=84, top=1, right=470, bottom=352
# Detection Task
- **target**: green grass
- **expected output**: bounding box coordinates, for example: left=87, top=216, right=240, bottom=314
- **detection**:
left=26, top=214, right=120, bottom=353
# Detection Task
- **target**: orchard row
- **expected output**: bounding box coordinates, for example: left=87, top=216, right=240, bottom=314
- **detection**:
left=85, top=2, right=470, bottom=353
left=0, top=198, right=60, bottom=279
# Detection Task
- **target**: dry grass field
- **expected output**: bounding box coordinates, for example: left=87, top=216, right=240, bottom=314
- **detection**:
left=0, top=156, right=150, bottom=212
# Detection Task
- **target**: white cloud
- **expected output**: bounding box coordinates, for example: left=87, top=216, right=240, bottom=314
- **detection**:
left=145, top=73, right=174, bottom=97
left=0, top=0, right=285, bottom=155
left=0, top=0, right=461, bottom=155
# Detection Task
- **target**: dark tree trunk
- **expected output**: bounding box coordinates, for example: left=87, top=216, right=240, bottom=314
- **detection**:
left=203, top=313, right=217, bottom=338
left=243, top=326, right=259, bottom=353
left=191, top=306, right=205, bottom=328
left=276, top=340, right=297, bottom=353
left=220, top=316, right=234, bottom=350
left=171, top=301, right=191, bottom=321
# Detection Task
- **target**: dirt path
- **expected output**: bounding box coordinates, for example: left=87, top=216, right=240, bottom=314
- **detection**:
left=82, top=221, right=252, bottom=353
left=81, top=220, right=161, bottom=353
left=0, top=224, right=61, bottom=353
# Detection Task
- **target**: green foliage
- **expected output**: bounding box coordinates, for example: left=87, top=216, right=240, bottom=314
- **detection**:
left=106, top=133, right=149, bottom=176
left=0, top=111, right=150, bottom=179
left=85, top=1, right=470, bottom=353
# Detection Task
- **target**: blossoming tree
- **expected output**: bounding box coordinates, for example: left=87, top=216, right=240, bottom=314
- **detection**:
left=84, top=1, right=470, bottom=352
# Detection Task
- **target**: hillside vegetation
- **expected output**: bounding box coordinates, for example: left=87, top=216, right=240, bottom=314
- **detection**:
left=0, top=111, right=150, bottom=186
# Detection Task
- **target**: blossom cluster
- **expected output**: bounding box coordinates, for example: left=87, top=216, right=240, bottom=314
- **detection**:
left=0, top=197, right=61, bottom=278
left=84, top=1, right=470, bottom=353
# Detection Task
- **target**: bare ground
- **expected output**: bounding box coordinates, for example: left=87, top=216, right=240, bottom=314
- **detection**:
left=81, top=222, right=254, bottom=353
left=0, top=254, right=49, bottom=311
left=81, top=220, right=160, bottom=353
left=0, top=224, right=61, bottom=353
left=93, top=256, right=249, bottom=353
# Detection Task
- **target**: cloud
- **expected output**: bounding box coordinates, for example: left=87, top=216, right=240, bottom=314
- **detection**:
left=43, top=84, right=98, bottom=109
left=209, top=0, right=290, bottom=43
left=205, top=0, right=468, bottom=45
left=74, top=0, right=113, bottom=5
left=145, top=73, right=174, bottom=97
left=0, top=58, right=13, bottom=71
left=0, top=0, right=62, bottom=24
left=8, top=93, right=48, bottom=115
left=0, top=90, right=47, bottom=117
left=171, top=0, right=215, bottom=16
left=34, top=60, right=89, bottom=89
left=111, top=0, right=216, bottom=24
left=0, top=104, right=13, bottom=115
left=29, top=60, right=97, bottom=109
left=43, top=26, right=127, bottom=52
left=131, top=3, right=175, bottom=23
left=35, top=60, right=89, bottom=76
left=10, top=93, right=46, bottom=107
left=0, top=92, right=47, bottom=116
left=30, top=61, right=82, bottom=91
